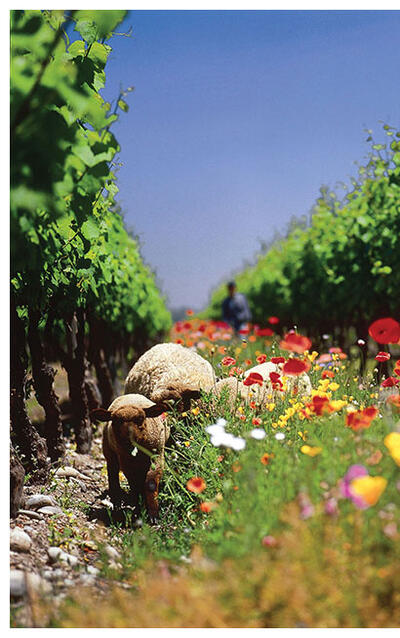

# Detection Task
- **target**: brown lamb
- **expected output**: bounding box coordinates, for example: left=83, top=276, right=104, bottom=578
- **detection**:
left=91, top=393, right=170, bottom=524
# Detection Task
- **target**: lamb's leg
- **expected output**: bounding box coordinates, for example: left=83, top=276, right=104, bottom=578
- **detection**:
left=143, top=459, right=163, bottom=525
left=106, top=454, right=124, bottom=508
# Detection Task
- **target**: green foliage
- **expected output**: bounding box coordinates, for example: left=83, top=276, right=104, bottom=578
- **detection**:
left=43, top=334, right=400, bottom=628
left=10, top=10, right=171, bottom=339
left=205, top=128, right=400, bottom=337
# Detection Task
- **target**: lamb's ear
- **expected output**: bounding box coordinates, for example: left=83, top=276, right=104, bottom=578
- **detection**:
left=144, top=403, right=168, bottom=418
left=90, top=408, right=112, bottom=422
left=183, top=389, right=201, bottom=400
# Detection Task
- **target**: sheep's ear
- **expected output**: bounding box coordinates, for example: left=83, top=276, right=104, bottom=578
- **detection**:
left=144, top=403, right=167, bottom=418
left=183, top=389, right=201, bottom=400
left=90, top=408, right=112, bottom=422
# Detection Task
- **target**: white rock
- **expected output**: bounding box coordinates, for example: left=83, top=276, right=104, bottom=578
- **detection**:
left=56, top=466, right=89, bottom=480
left=17, top=509, right=43, bottom=520
left=48, top=546, right=79, bottom=567
left=10, top=570, right=26, bottom=598
left=10, top=570, right=51, bottom=598
left=48, top=547, right=63, bottom=563
left=25, top=494, right=57, bottom=510
left=86, top=565, right=99, bottom=576
left=104, top=544, right=120, bottom=561
left=10, top=528, right=32, bottom=552
left=37, top=506, right=63, bottom=515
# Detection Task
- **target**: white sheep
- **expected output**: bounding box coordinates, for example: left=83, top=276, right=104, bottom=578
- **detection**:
left=215, top=360, right=312, bottom=407
left=91, top=393, right=170, bottom=524
left=124, top=343, right=216, bottom=411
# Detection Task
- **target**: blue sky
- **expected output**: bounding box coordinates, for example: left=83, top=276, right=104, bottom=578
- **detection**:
left=100, top=10, right=400, bottom=311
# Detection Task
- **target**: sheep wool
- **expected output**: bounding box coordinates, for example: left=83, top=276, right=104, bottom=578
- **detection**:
left=124, top=343, right=216, bottom=403
left=215, top=360, right=312, bottom=407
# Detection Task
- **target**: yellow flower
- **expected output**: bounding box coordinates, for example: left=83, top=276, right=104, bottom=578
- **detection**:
left=307, top=351, right=319, bottom=362
left=301, top=445, right=322, bottom=457
left=235, top=347, right=242, bottom=355
left=318, top=379, right=331, bottom=392
left=184, top=441, right=191, bottom=447
left=328, top=382, right=340, bottom=391
left=329, top=399, right=348, bottom=412
left=384, top=432, right=400, bottom=466
left=267, top=403, right=275, bottom=412
left=191, top=406, right=200, bottom=416
left=298, top=430, right=308, bottom=441
left=350, top=476, right=387, bottom=506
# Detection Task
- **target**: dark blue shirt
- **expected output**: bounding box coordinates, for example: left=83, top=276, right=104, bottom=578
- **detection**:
left=222, top=293, right=252, bottom=331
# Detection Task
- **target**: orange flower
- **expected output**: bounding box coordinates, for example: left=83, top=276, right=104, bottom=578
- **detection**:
left=186, top=477, right=206, bottom=493
left=346, top=406, right=378, bottom=431
left=386, top=394, right=400, bottom=413
left=260, top=453, right=273, bottom=465
left=232, top=462, right=242, bottom=473
left=256, top=354, right=267, bottom=364
left=245, top=358, right=252, bottom=366
left=252, top=417, right=262, bottom=426
left=322, top=370, right=335, bottom=379
left=280, top=332, right=312, bottom=354
left=307, top=395, right=333, bottom=416
left=200, top=502, right=216, bottom=513
left=186, top=309, right=194, bottom=316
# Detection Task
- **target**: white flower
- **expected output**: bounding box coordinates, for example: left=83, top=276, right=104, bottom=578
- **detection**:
left=207, top=422, right=246, bottom=450
left=322, top=334, right=330, bottom=340
left=357, top=339, right=366, bottom=346
left=250, top=428, right=266, bottom=440
left=274, top=432, right=285, bottom=441
left=206, top=423, right=225, bottom=436
left=229, top=436, right=246, bottom=451
left=131, top=446, right=138, bottom=457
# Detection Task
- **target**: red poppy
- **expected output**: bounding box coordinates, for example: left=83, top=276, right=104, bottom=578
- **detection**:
left=271, top=356, right=285, bottom=364
left=394, top=368, right=400, bottom=377
left=307, top=395, right=333, bottom=416
left=369, top=318, right=400, bottom=344
left=282, top=358, right=311, bottom=376
left=269, top=371, right=283, bottom=390
left=239, top=327, right=250, bottom=335
left=375, top=351, right=391, bottom=362
left=256, top=354, right=267, bottom=364
left=346, top=406, right=378, bottom=431
left=387, top=394, right=400, bottom=412
left=255, top=327, right=274, bottom=337
left=381, top=377, right=399, bottom=388
left=280, top=332, right=312, bottom=354
left=252, top=417, right=262, bottom=426
left=243, top=372, right=264, bottom=386
left=322, top=370, right=335, bottom=379
left=221, top=356, right=236, bottom=366
left=186, top=477, right=206, bottom=493
left=268, top=316, right=280, bottom=325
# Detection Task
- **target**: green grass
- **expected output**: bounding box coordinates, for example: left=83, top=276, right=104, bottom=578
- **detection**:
left=39, top=333, right=400, bottom=627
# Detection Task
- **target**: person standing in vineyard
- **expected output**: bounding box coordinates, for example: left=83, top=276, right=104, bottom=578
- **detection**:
left=222, top=280, right=252, bottom=336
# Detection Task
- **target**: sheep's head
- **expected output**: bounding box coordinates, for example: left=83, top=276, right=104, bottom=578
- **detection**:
left=91, top=394, right=166, bottom=449
left=154, top=384, right=201, bottom=412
